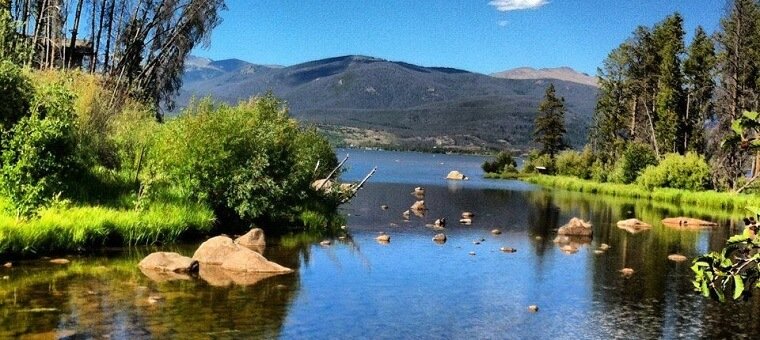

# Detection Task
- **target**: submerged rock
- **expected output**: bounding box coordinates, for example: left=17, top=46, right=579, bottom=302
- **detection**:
left=667, top=254, right=688, bottom=262
left=557, top=218, right=593, bottom=237
left=220, top=249, right=294, bottom=274
left=434, top=218, right=446, bottom=228
left=402, top=210, right=411, bottom=220
left=620, top=268, right=635, bottom=277
left=617, top=219, right=652, bottom=234
left=320, top=240, right=332, bottom=246
left=49, top=259, right=70, bottom=265
left=599, top=243, right=611, bottom=251
left=3, top=262, right=11, bottom=268
left=491, top=229, right=502, bottom=235
left=662, top=217, right=718, bottom=228
left=500, top=247, right=517, bottom=253
left=235, top=228, right=266, bottom=253
left=376, top=234, right=391, bottom=243
left=459, top=218, right=472, bottom=225
left=138, top=252, right=198, bottom=273
left=410, top=200, right=426, bottom=211
left=381, top=205, right=389, bottom=210
left=432, top=233, right=447, bottom=244
left=462, top=211, right=474, bottom=218
left=528, top=305, right=539, bottom=312
left=413, top=187, right=425, bottom=197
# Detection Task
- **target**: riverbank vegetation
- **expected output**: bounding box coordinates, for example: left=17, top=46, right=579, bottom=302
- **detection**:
left=0, top=1, right=344, bottom=256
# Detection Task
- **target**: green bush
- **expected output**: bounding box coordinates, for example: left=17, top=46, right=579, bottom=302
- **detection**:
left=555, top=146, right=595, bottom=179
left=0, top=59, right=33, bottom=133
left=609, top=143, right=658, bottom=184
left=0, top=84, right=80, bottom=217
left=152, top=95, right=339, bottom=226
left=522, top=150, right=554, bottom=174
left=482, top=151, right=518, bottom=174
left=590, top=159, right=609, bottom=182
left=637, top=152, right=710, bottom=191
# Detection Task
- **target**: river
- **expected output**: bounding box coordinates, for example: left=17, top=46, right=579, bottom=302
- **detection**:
left=0, top=149, right=757, bottom=339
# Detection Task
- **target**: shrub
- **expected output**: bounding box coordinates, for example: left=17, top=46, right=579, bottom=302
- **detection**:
left=482, top=151, right=518, bottom=174
left=609, top=143, right=658, bottom=184
left=0, top=59, right=33, bottom=133
left=522, top=150, right=554, bottom=174
left=152, top=95, right=338, bottom=226
left=637, top=152, right=710, bottom=191
left=0, top=84, right=80, bottom=217
left=555, top=146, right=595, bottom=179
left=590, top=159, right=609, bottom=182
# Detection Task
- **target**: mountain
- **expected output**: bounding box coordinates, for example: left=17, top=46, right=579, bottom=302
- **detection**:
left=178, top=55, right=599, bottom=152
left=491, top=67, right=598, bottom=88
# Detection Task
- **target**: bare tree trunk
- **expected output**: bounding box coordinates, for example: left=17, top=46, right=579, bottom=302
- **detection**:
left=643, top=100, right=660, bottom=158
left=91, top=0, right=105, bottom=72
left=67, top=0, right=83, bottom=68
left=102, top=0, right=114, bottom=72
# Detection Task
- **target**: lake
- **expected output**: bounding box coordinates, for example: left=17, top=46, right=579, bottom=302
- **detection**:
left=1, top=149, right=758, bottom=339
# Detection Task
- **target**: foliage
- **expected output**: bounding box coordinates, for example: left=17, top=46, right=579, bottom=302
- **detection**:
left=534, top=83, right=568, bottom=158
left=609, top=143, right=658, bottom=184
left=152, top=95, right=338, bottom=226
left=693, top=208, right=760, bottom=302
left=522, top=150, right=554, bottom=174
left=0, top=59, right=33, bottom=133
left=637, top=152, right=711, bottom=191
left=590, top=159, right=609, bottom=182
left=0, top=84, right=80, bottom=218
left=682, top=26, right=715, bottom=154
left=555, top=146, right=595, bottom=179
left=0, top=7, right=30, bottom=65
left=482, top=151, right=518, bottom=174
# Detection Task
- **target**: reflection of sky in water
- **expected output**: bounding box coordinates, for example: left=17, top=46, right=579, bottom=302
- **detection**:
left=1, top=149, right=758, bottom=339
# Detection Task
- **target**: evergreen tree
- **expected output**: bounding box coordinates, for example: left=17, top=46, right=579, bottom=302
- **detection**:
left=652, top=13, right=686, bottom=155
left=590, top=44, right=631, bottom=163
left=683, top=26, right=716, bottom=154
left=534, top=83, right=568, bottom=158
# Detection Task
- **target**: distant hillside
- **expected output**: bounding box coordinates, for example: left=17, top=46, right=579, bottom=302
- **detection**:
left=491, top=67, right=598, bottom=88
left=178, top=55, right=598, bottom=152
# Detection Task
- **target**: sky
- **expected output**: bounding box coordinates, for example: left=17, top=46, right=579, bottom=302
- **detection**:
left=192, top=0, right=727, bottom=76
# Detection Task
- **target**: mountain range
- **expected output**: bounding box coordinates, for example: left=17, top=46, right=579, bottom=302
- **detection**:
left=178, top=55, right=599, bottom=152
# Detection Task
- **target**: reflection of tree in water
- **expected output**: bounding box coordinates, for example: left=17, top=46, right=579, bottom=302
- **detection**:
left=526, top=191, right=561, bottom=257
left=0, top=240, right=313, bottom=338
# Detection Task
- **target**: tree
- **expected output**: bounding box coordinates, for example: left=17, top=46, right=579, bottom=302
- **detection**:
left=652, top=13, right=686, bottom=155
left=534, top=83, right=568, bottom=158
left=590, top=43, right=632, bottom=163
left=683, top=26, right=716, bottom=154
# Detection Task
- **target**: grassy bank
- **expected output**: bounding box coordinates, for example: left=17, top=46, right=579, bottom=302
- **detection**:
left=524, top=175, right=760, bottom=212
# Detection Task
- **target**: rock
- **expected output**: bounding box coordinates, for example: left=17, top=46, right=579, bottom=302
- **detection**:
left=220, top=248, right=294, bottom=273
left=193, top=236, right=240, bottom=265
left=620, top=268, right=635, bottom=277
left=434, top=218, right=446, bottom=228
left=376, top=234, right=391, bottom=243
left=234, top=228, right=266, bottom=253
left=413, top=187, right=425, bottom=197
left=320, top=240, right=332, bottom=246
left=557, top=218, right=593, bottom=237
left=446, top=170, right=467, bottom=180
left=535, top=236, right=543, bottom=240
left=469, top=251, right=476, bottom=256
left=491, top=229, right=502, bottom=235
left=148, top=294, right=163, bottom=304
left=617, top=219, right=652, bottom=234
left=459, top=218, right=472, bottom=225
left=560, top=245, right=578, bottom=254
left=381, top=205, right=389, bottom=210
left=138, top=252, right=199, bottom=273
left=410, top=200, right=426, bottom=211
left=473, top=240, right=481, bottom=245
left=662, top=217, right=718, bottom=228
left=49, top=258, right=70, bottom=265
left=432, top=233, right=447, bottom=244
left=528, top=305, right=539, bottom=312
left=594, top=250, right=605, bottom=254
left=599, top=243, right=611, bottom=250
left=3, top=262, right=10, bottom=268
left=139, top=267, right=193, bottom=282
left=402, top=210, right=411, bottom=220
left=462, top=211, right=474, bottom=218
left=500, top=247, right=517, bottom=253
left=668, top=254, right=688, bottom=262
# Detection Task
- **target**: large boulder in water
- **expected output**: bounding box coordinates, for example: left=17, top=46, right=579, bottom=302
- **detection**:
left=235, top=228, right=266, bottom=253
left=220, top=248, right=294, bottom=273
left=193, top=236, right=239, bottom=265
left=446, top=170, right=467, bottom=180
left=411, top=200, right=426, bottom=211
left=616, top=219, right=652, bottom=234
left=139, top=252, right=198, bottom=273
left=662, top=217, right=717, bottom=228
left=557, top=218, right=593, bottom=237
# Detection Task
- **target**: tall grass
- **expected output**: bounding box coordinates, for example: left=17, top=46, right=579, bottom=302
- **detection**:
left=525, top=175, right=760, bottom=212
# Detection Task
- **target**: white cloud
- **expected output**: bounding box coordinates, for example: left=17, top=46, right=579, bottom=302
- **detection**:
left=497, top=20, right=509, bottom=27
left=489, top=0, right=548, bottom=12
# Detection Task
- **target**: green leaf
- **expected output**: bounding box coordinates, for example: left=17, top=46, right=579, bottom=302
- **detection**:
left=701, top=280, right=710, bottom=297
left=732, top=120, right=744, bottom=135
left=743, top=111, right=760, bottom=121
left=733, top=275, right=745, bottom=300
left=746, top=206, right=760, bottom=217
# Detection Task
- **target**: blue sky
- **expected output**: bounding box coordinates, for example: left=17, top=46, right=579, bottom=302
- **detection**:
left=193, top=0, right=725, bottom=76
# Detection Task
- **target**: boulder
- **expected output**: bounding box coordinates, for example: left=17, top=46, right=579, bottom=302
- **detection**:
left=491, top=229, right=502, bottom=235
left=620, top=268, right=635, bottom=277
left=434, top=218, right=446, bottom=228
left=667, top=254, right=688, bottom=262
left=138, top=252, right=198, bottom=273
left=402, top=210, right=411, bottom=220
left=235, top=228, right=266, bottom=253
left=462, top=211, right=474, bottom=218
left=459, top=218, right=472, bottom=225
left=560, top=245, right=578, bottom=254
left=500, top=247, right=517, bottom=253
left=49, top=258, right=70, bottom=265
left=616, top=219, right=652, bottom=234
left=320, top=240, right=331, bottom=246
left=410, top=200, right=426, bottom=211
left=528, top=305, right=539, bottom=312
left=198, top=265, right=283, bottom=287
left=413, top=187, right=425, bottom=197
left=446, top=170, right=467, bottom=180
left=557, top=218, right=593, bottom=237
left=376, top=234, right=391, bottom=243
left=193, top=236, right=239, bottom=265
left=381, top=204, right=389, bottom=210
left=662, top=217, right=718, bottom=228
left=220, top=248, right=294, bottom=273
left=599, top=243, right=611, bottom=251
left=432, top=233, right=447, bottom=244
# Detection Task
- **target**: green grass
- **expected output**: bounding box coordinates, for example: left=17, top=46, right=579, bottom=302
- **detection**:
left=523, top=175, right=760, bottom=212
left=483, top=172, right=530, bottom=180
left=0, top=196, right=214, bottom=256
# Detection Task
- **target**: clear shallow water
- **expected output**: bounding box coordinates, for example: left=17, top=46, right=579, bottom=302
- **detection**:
left=1, top=149, right=758, bottom=339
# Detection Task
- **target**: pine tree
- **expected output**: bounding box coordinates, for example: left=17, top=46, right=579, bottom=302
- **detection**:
left=652, top=13, right=686, bottom=155
left=683, top=26, right=716, bottom=154
left=590, top=43, right=631, bottom=163
left=534, top=83, right=568, bottom=159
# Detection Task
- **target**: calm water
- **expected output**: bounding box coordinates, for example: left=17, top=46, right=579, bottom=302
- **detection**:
left=1, top=149, right=758, bottom=339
